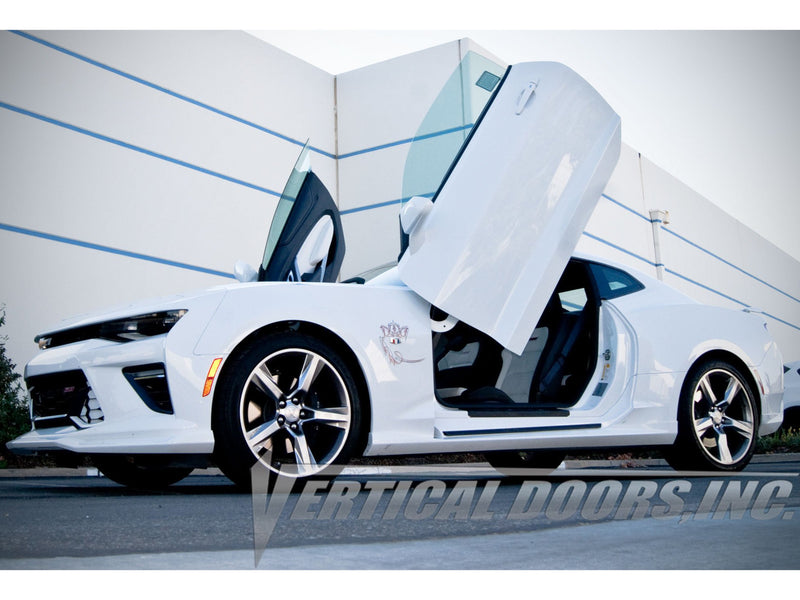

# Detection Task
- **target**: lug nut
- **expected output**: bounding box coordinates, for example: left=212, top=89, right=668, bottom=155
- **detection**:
left=277, top=416, right=285, bottom=425
left=278, top=400, right=286, bottom=409
left=292, top=398, right=300, bottom=405
left=290, top=423, right=298, bottom=431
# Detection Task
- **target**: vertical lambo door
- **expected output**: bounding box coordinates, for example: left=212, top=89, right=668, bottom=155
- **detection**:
left=397, top=61, right=630, bottom=457
left=257, top=143, right=345, bottom=284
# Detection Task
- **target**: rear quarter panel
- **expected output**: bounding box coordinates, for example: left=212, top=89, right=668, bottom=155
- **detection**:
left=611, top=287, right=783, bottom=434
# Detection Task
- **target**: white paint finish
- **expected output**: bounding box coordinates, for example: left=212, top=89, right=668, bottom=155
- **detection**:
left=9, top=255, right=783, bottom=459
left=194, top=283, right=437, bottom=445
left=2, top=33, right=797, bottom=469
left=399, top=62, right=621, bottom=354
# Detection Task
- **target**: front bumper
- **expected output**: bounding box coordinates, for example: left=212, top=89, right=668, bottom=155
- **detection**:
left=9, top=292, right=228, bottom=456
left=8, top=420, right=214, bottom=455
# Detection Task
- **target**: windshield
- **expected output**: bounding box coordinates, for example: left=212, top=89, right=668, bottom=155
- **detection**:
left=401, top=51, right=507, bottom=203
left=261, top=141, right=312, bottom=273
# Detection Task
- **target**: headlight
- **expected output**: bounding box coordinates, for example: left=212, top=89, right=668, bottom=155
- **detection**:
left=36, top=310, right=188, bottom=349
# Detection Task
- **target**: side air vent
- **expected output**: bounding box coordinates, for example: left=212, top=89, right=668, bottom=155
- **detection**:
left=122, top=363, right=174, bottom=414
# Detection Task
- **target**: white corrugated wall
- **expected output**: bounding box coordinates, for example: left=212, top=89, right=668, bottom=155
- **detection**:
left=1, top=31, right=797, bottom=372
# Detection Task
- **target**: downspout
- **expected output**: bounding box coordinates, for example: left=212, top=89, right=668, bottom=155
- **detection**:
left=649, top=209, right=670, bottom=281
left=640, top=152, right=670, bottom=281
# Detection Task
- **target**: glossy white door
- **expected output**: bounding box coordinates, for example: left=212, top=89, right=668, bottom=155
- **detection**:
left=398, top=62, right=621, bottom=354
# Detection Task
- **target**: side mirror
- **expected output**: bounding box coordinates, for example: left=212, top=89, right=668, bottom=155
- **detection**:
left=233, top=260, right=258, bottom=283
left=400, top=196, right=433, bottom=235
left=293, top=216, right=335, bottom=281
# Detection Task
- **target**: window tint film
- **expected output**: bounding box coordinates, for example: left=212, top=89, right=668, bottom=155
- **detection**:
left=401, top=51, right=506, bottom=204
left=261, top=141, right=312, bottom=273
left=589, top=263, right=645, bottom=299
left=558, top=288, right=588, bottom=313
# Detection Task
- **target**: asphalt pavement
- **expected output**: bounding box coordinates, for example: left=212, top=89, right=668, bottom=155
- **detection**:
left=1, top=455, right=799, bottom=569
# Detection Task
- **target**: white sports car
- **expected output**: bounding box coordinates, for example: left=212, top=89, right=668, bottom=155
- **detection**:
left=9, top=60, right=784, bottom=488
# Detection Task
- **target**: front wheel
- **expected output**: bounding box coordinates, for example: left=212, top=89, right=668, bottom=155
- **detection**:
left=664, top=360, right=758, bottom=472
left=212, top=332, right=363, bottom=489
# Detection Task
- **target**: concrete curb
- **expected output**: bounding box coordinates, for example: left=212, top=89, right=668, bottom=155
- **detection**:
left=2, top=453, right=799, bottom=478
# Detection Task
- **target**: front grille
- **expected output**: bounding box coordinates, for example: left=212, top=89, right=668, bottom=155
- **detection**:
left=27, top=370, right=104, bottom=429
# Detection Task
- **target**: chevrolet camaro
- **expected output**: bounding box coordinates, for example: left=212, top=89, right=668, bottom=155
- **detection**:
left=10, top=59, right=784, bottom=488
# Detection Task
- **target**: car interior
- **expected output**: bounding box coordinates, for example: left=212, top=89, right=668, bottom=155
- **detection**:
left=433, top=259, right=599, bottom=414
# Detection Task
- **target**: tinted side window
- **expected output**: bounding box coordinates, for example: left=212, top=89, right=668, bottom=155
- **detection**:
left=589, top=263, right=645, bottom=300
left=558, top=288, right=587, bottom=313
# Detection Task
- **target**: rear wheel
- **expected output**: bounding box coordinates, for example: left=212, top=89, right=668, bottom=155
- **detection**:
left=212, top=332, right=362, bottom=489
left=93, top=456, right=193, bottom=490
left=485, top=449, right=567, bottom=475
left=664, top=360, right=758, bottom=471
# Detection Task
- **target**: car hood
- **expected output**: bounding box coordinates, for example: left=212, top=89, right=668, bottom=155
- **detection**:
left=398, top=61, right=621, bottom=354
left=36, top=286, right=230, bottom=338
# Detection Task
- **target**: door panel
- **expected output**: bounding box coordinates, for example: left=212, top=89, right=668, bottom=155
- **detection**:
left=398, top=62, right=621, bottom=354
left=259, top=144, right=345, bottom=283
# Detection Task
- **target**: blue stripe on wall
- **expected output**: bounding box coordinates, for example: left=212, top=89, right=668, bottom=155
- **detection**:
left=600, top=194, right=651, bottom=223
left=5, top=29, right=798, bottom=331
left=339, top=193, right=435, bottom=216
left=337, top=124, right=474, bottom=159
left=662, top=225, right=800, bottom=305
left=580, top=231, right=658, bottom=268
left=9, top=30, right=471, bottom=163
left=0, top=222, right=235, bottom=279
left=595, top=194, right=800, bottom=309
left=585, top=231, right=799, bottom=331
left=663, top=268, right=800, bottom=332
left=10, top=30, right=336, bottom=160
left=0, top=101, right=282, bottom=198
left=340, top=199, right=404, bottom=216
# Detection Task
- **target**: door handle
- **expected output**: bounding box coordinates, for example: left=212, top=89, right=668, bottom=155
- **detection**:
left=515, top=81, right=538, bottom=115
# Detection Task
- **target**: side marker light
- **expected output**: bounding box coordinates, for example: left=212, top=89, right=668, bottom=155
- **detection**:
left=202, top=358, right=223, bottom=397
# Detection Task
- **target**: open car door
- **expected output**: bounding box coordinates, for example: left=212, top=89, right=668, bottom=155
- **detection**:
left=259, top=143, right=345, bottom=283
left=397, top=61, right=621, bottom=354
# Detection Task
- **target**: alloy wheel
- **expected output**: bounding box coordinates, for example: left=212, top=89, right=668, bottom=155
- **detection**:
left=689, top=367, right=756, bottom=467
left=239, top=348, right=352, bottom=477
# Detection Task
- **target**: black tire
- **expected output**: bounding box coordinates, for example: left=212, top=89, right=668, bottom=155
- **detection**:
left=664, top=359, right=759, bottom=472
left=212, top=331, right=362, bottom=489
left=93, top=456, right=193, bottom=490
left=485, top=449, right=567, bottom=475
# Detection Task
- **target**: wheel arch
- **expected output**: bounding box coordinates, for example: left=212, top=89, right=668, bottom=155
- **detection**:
left=211, top=320, right=372, bottom=455
left=680, top=349, right=762, bottom=421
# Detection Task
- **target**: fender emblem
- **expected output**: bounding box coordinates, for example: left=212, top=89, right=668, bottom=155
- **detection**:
left=380, top=321, right=423, bottom=366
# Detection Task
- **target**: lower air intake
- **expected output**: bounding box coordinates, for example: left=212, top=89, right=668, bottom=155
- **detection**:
left=123, top=363, right=174, bottom=414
